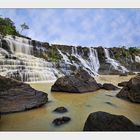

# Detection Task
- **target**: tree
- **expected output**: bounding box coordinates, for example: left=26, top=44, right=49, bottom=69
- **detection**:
left=20, top=23, right=29, bottom=34
left=0, top=17, right=19, bottom=37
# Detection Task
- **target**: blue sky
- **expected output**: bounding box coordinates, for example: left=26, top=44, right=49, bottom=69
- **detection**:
left=0, top=9, right=140, bottom=47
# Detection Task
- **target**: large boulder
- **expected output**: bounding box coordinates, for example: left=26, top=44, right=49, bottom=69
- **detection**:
left=0, top=76, right=48, bottom=114
left=102, top=83, right=119, bottom=90
left=51, top=69, right=100, bottom=93
left=116, top=76, right=140, bottom=103
left=83, top=111, right=139, bottom=131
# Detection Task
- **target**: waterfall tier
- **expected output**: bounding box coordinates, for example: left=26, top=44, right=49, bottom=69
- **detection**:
left=0, top=36, right=63, bottom=82
left=104, top=48, right=129, bottom=73
left=0, top=35, right=139, bottom=82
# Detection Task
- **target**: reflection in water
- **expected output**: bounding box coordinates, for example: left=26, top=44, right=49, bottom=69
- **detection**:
left=0, top=75, right=140, bottom=131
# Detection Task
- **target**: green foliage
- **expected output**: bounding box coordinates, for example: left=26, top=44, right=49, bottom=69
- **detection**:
left=49, top=48, right=59, bottom=62
left=121, top=46, right=128, bottom=58
left=0, top=17, right=20, bottom=37
left=129, top=47, right=140, bottom=55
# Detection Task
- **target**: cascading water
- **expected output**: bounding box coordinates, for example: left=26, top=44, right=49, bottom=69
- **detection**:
left=71, top=46, right=100, bottom=76
left=104, top=48, right=128, bottom=73
left=135, top=55, right=140, bottom=63
left=0, top=35, right=63, bottom=82
left=89, top=47, right=100, bottom=73
left=57, top=49, right=72, bottom=65
left=1, top=35, right=138, bottom=82
left=4, top=35, right=33, bottom=54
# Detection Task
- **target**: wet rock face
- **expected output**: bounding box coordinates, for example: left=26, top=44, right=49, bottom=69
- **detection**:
left=102, top=83, right=119, bottom=90
left=0, top=76, right=48, bottom=114
left=116, top=76, right=140, bottom=103
left=83, top=111, right=139, bottom=131
left=52, top=116, right=71, bottom=126
left=53, top=107, right=68, bottom=113
left=51, top=69, right=100, bottom=93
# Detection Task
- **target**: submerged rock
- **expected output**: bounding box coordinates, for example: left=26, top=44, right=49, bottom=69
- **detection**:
left=102, top=83, right=119, bottom=90
left=83, top=111, right=139, bottom=131
left=118, top=81, right=128, bottom=87
left=51, top=69, right=100, bottom=93
left=104, top=102, right=117, bottom=107
left=53, top=107, right=68, bottom=113
left=0, top=76, right=48, bottom=114
left=116, top=76, right=140, bottom=103
left=52, top=116, right=71, bottom=126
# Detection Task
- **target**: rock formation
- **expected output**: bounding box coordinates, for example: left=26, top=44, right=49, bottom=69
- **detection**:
left=102, top=83, right=119, bottom=90
left=117, top=76, right=140, bottom=103
left=53, top=107, right=68, bottom=113
left=51, top=69, right=100, bottom=93
left=0, top=76, right=48, bottom=114
left=83, top=111, right=140, bottom=131
left=52, top=116, right=71, bottom=126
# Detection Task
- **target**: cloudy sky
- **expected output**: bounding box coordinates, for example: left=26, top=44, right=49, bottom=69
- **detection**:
left=0, top=9, right=140, bottom=47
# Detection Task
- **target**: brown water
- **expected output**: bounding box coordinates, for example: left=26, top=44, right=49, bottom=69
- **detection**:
left=0, top=75, right=140, bottom=131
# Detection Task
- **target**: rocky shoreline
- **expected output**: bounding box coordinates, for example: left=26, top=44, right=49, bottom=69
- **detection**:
left=0, top=70, right=140, bottom=131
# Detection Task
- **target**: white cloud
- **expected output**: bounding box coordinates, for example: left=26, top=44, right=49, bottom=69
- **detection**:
left=0, top=9, right=140, bottom=48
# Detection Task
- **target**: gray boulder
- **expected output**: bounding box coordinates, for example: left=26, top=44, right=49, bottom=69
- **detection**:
left=117, top=76, right=140, bottom=103
left=102, top=83, right=119, bottom=90
left=0, top=76, right=48, bottom=114
left=83, top=111, right=139, bottom=131
left=51, top=69, right=100, bottom=93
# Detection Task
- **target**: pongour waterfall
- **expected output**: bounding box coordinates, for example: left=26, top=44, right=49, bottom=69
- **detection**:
left=0, top=35, right=138, bottom=82
left=104, top=48, right=128, bottom=73
left=0, top=36, right=62, bottom=82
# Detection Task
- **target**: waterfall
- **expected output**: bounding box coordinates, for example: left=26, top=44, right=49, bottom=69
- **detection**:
left=4, top=35, right=33, bottom=55
left=57, top=49, right=72, bottom=65
left=0, top=36, right=63, bottom=82
left=71, top=46, right=100, bottom=76
left=135, top=55, right=140, bottom=63
left=89, top=47, right=100, bottom=73
left=104, top=48, right=128, bottom=73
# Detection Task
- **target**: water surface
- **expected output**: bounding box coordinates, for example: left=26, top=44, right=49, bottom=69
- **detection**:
left=0, top=75, right=140, bottom=131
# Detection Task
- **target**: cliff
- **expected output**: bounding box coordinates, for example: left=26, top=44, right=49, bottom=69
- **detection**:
left=0, top=35, right=140, bottom=82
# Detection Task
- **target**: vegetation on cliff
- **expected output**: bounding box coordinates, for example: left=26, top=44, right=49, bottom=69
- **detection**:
left=0, top=16, right=30, bottom=39
left=0, top=17, right=20, bottom=37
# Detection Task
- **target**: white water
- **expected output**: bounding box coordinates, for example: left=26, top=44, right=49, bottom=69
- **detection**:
left=57, top=49, right=72, bottom=65
left=0, top=36, right=63, bottom=82
left=71, top=46, right=100, bottom=76
left=104, top=48, right=128, bottom=73
left=0, top=35, right=138, bottom=82
left=4, top=35, right=33, bottom=54
left=135, top=55, right=140, bottom=63
left=89, top=47, right=100, bottom=73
